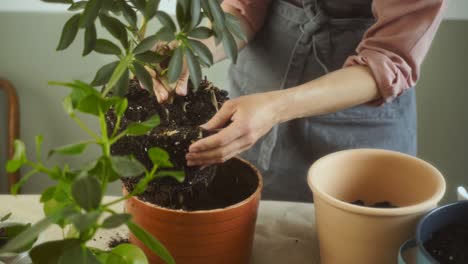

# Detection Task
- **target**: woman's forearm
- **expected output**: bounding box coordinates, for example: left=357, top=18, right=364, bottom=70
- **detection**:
left=200, top=4, right=256, bottom=63
left=273, top=65, right=381, bottom=123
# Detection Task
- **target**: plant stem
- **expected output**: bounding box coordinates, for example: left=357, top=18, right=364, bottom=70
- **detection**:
left=71, top=114, right=100, bottom=141
left=111, top=116, right=122, bottom=138
left=102, top=194, right=132, bottom=207
left=138, top=17, right=148, bottom=41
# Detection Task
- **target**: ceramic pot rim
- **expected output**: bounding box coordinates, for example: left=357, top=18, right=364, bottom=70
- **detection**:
left=415, top=200, right=468, bottom=262
left=307, top=149, right=446, bottom=216
left=123, top=156, right=263, bottom=215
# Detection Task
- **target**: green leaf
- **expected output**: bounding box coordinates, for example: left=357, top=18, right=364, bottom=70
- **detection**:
left=79, top=0, right=103, bottom=28
left=200, top=0, right=213, bottom=20
left=222, top=29, right=238, bottom=63
left=189, top=26, right=212, bottom=39
left=102, top=0, right=121, bottom=14
left=144, top=0, right=160, bottom=19
left=83, top=23, right=97, bottom=56
left=40, top=186, right=57, bottom=202
left=207, top=0, right=225, bottom=27
left=48, top=142, right=88, bottom=158
left=176, top=2, right=186, bottom=30
left=129, top=0, right=145, bottom=11
left=99, top=13, right=128, bottom=49
left=108, top=244, right=148, bottom=264
left=68, top=1, right=88, bottom=11
left=226, top=13, right=247, bottom=42
left=57, top=14, right=80, bottom=51
left=0, top=224, right=36, bottom=253
left=167, top=48, right=183, bottom=83
left=6, top=140, right=26, bottom=173
left=127, top=221, right=175, bottom=264
left=126, top=115, right=160, bottom=136
left=50, top=80, right=100, bottom=109
left=133, top=63, right=153, bottom=93
left=110, top=156, right=146, bottom=177
left=41, top=0, right=73, bottom=3
left=135, top=51, right=164, bottom=64
left=29, top=239, right=81, bottom=264
left=91, top=61, right=119, bottom=86
left=184, top=47, right=202, bottom=89
left=156, top=11, right=176, bottom=32
left=188, top=39, right=213, bottom=66
left=114, top=69, right=130, bottom=97
left=133, top=35, right=158, bottom=55
left=156, top=170, right=185, bottom=183
left=58, top=244, right=100, bottom=264
left=155, top=27, right=176, bottom=42
left=71, top=175, right=102, bottom=211
left=212, top=23, right=223, bottom=45
left=114, top=98, right=128, bottom=117
left=119, top=0, right=137, bottom=28
left=70, top=211, right=101, bottom=232
left=147, top=147, right=172, bottom=168
left=189, top=0, right=201, bottom=29
left=102, top=213, right=132, bottom=229
left=0, top=218, right=54, bottom=254
left=76, top=94, right=105, bottom=115
left=0, top=212, right=12, bottom=222
left=94, top=39, right=122, bottom=55
left=177, top=0, right=189, bottom=13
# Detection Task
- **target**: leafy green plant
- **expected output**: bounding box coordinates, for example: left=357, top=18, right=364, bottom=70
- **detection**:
left=1, top=0, right=244, bottom=263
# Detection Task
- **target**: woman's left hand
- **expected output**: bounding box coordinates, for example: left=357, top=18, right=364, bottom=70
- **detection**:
left=186, top=92, right=283, bottom=166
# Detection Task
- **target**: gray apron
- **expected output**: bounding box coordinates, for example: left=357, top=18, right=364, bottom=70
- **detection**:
left=228, top=0, right=417, bottom=202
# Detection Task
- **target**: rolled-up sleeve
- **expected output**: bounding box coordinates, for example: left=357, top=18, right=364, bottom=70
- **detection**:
left=222, top=0, right=272, bottom=32
left=344, top=0, right=446, bottom=103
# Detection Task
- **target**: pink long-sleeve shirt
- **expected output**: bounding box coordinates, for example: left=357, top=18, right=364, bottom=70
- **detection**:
left=223, top=0, right=446, bottom=103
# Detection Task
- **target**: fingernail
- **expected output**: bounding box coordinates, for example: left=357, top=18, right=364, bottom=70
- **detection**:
left=187, top=161, right=195, bottom=166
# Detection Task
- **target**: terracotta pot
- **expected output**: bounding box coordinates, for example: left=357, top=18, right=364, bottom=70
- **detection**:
left=125, top=157, right=263, bottom=264
left=307, top=149, right=446, bottom=264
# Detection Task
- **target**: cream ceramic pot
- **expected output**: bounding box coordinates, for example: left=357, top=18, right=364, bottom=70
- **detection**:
left=307, top=149, right=446, bottom=264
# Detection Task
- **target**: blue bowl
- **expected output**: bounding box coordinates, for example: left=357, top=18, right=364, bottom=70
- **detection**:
left=399, top=200, right=468, bottom=263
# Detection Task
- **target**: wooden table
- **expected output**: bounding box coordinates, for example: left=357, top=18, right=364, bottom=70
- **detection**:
left=0, top=195, right=321, bottom=264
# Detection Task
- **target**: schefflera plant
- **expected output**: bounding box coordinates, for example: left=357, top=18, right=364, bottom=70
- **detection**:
left=59, top=0, right=245, bottom=97
left=0, top=0, right=245, bottom=263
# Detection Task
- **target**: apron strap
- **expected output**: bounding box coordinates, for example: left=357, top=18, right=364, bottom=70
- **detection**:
left=258, top=0, right=329, bottom=170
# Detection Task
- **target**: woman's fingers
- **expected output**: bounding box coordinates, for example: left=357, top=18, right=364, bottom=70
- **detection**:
left=175, top=67, right=189, bottom=96
left=152, top=78, right=168, bottom=103
left=190, top=122, right=243, bottom=153
left=199, top=101, right=235, bottom=131
left=186, top=136, right=252, bottom=166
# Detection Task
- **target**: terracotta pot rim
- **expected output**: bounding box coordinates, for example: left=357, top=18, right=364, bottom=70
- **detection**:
left=307, top=148, right=446, bottom=216
left=124, top=156, right=263, bottom=214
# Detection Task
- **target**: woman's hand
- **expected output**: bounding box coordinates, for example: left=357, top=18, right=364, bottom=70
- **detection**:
left=140, top=41, right=190, bottom=103
left=150, top=62, right=189, bottom=103
left=186, top=92, right=283, bottom=166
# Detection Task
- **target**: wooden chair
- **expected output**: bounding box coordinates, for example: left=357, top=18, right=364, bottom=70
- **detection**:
left=0, top=79, right=20, bottom=193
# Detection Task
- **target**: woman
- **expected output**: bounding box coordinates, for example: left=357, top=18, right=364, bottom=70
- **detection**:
left=153, top=0, right=446, bottom=202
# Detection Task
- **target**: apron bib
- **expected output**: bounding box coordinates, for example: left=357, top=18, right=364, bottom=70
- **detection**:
left=228, top=0, right=417, bottom=202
